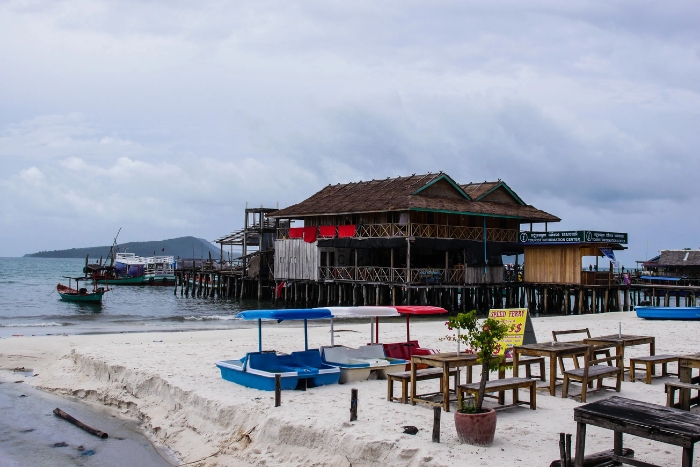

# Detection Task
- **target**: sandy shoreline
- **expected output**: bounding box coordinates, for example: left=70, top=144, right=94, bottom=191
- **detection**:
left=1, top=312, right=698, bottom=466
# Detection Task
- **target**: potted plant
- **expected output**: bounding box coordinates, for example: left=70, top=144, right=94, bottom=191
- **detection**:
left=445, top=310, right=510, bottom=446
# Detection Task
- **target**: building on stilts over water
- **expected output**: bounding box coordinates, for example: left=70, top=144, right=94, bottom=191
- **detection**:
left=175, top=172, right=645, bottom=314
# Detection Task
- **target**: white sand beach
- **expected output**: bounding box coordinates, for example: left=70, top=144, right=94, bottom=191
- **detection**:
left=1, top=312, right=698, bottom=467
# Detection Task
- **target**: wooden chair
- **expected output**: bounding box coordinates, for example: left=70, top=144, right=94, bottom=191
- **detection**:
left=562, top=344, right=623, bottom=402
left=552, top=329, right=611, bottom=373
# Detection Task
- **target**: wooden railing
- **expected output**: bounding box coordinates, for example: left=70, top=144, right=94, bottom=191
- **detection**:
left=277, top=223, right=517, bottom=242
left=317, top=266, right=503, bottom=284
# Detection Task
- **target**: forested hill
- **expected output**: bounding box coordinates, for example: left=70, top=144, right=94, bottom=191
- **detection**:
left=24, top=236, right=222, bottom=259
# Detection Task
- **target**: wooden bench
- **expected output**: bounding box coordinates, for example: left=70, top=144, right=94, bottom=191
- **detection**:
left=630, top=354, right=679, bottom=384
left=457, top=377, right=537, bottom=410
left=666, top=381, right=700, bottom=410
left=387, top=368, right=460, bottom=404
left=499, top=355, right=546, bottom=381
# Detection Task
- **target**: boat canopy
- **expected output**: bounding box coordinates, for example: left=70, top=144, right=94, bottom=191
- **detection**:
left=321, top=306, right=400, bottom=345
left=237, top=309, right=333, bottom=322
left=394, top=306, right=447, bottom=341
left=394, top=306, right=447, bottom=315
left=323, top=306, right=400, bottom=318
left=236, top=308, right=333, bottom=352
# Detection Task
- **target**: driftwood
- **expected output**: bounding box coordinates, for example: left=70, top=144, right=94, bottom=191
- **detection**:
left=53, top=408, right=108, bottom=439
left=549, top=448, right=634, bottom=467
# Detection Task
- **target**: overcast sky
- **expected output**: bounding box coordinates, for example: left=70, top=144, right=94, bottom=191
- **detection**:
left=1, top=1, right=699, bottom=265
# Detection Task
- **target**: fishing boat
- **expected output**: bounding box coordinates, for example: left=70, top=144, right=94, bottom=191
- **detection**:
left=143, top=256, right=176, bottom=285
left=216, top=309, right=341, bottom=391
left=320, top=307, right=407, bottom=383
left=635, top=306, right=700, bottom=320
left=56, top=276, right=107, bottom=303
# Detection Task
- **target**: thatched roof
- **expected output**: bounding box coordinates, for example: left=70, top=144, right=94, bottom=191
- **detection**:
left=270, top=173, right=559, bottom=223
left=658, top=250, right=700, bottom=266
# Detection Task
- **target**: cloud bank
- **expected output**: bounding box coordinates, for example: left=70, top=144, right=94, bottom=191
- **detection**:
left=1, top=1, right=699, bottom=264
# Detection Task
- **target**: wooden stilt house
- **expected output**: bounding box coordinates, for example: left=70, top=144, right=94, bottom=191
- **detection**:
left=268, top=173, right=559, bottom=296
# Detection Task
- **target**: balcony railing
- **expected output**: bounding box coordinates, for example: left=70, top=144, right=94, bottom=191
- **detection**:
left=277, top=223, right=517, bottom=242
left=317, top=266, right=504, bottom=284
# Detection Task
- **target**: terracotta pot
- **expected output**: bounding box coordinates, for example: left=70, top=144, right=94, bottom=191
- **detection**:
left=454, top=408, right=497, bottom=446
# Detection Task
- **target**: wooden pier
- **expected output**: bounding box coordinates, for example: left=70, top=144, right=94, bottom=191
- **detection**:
left=173, top=173, right=698, bottom=315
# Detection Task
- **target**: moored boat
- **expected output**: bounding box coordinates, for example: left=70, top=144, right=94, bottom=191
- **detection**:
left=635, top=306, right=700, bottom=320
left=56, top=277, right=107, bottom=303
left=143, top=255, right=176, bottom=285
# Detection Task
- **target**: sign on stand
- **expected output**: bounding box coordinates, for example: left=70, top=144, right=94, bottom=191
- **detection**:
left=488, top=308, right=537, bottom=357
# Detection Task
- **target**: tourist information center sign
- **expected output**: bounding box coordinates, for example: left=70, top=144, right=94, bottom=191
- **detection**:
left=488, top=308, right=536, bottom=357
left=519, top=230, right=628, bottom=245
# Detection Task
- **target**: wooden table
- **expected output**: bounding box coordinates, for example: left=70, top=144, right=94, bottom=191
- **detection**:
left=574, top=396, right=700, bottom=467
left=513, top=342, right=590, bottom=396
left=583, top=334, right=655, bottom=371
left=679, top=353, right=700, bottom=410
left=410, top=352, right=479, bottom=412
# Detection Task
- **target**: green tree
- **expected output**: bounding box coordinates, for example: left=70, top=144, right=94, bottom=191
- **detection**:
left=445, top=311, right=510, bottom=412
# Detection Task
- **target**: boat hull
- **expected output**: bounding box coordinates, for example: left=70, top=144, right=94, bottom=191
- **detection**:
left=635, top=306, right=700, bottom=320
left=143, top=275, right=176, bottom=286
left=95, top=276, right=145, bottom=285
left=58, top=291, right=104, bottom=303
left=216, top=352, right=340, bottom=391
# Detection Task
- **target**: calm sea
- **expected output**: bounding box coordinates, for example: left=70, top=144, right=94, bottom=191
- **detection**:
left=0, top=257, right=266, bottom=337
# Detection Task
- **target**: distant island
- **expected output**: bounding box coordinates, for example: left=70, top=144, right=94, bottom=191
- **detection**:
left=24, top=236, right=224, bottom=259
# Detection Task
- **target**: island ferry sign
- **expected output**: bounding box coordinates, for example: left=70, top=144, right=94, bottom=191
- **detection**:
left=519, top=230, right=628, bottom=245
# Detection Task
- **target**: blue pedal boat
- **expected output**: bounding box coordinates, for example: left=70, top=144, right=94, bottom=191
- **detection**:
left=635, top=306, right=700, bottom=320
left=215, top=309, right=340, bottom=391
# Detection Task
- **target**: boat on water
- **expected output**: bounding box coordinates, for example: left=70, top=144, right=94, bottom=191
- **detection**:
left=635, top=306, right=700, bottom=320
left=216, top=309, right=341, bottom=391
left=56, top=276, right=107, bottom=303
left=143, top=256, right=176, bottom=285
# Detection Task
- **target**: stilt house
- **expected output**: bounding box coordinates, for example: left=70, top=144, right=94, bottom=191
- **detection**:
left=269, top=173, right=558, bottom=300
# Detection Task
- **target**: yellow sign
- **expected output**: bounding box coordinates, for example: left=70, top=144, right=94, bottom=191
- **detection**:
left=488, top=308, right=528, bottom=357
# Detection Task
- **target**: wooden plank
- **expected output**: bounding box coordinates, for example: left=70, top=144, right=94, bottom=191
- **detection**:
left=549, top=448, right=635, bottom=467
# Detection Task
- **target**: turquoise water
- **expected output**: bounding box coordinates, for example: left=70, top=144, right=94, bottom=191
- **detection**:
left=0, top=257, right=264, bottom=337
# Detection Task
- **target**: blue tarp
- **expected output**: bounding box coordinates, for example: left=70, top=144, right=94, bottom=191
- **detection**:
left=639, top=276, right=681, bottom=281
left=236, top=309, right=333, bottom=321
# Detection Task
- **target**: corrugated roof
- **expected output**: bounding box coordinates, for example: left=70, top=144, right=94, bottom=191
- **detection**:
left=658, top=250, right=700, bottom=266
left=270, top=173, right=560, bottom=223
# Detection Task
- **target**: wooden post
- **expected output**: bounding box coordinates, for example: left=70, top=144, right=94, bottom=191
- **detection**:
left=592, top=289, right=597, bottom=313
left=432, top=406, right=441, bottom=443
left=350, top=388, right=358, bottom=421
left=559, top=433, right=567, bottom=467
left=604, top=289, right=609, bottom=313
left=390, top=248, right=394, bottom=283
left=275, top=374, right=281, bottom=407
left=406, top=238, right=411, bottom=289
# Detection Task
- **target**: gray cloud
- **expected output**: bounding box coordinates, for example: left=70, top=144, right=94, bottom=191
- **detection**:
left=0, top=0, right=699, bottom=264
